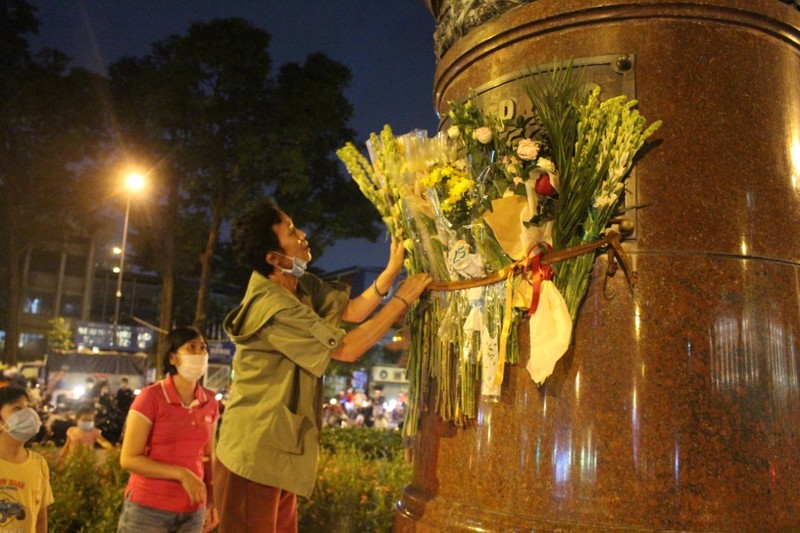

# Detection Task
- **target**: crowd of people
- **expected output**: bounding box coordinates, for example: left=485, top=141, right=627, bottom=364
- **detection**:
left=322, top=387, right=407, bottom=430
left=0, top=196, right=430, bottom=533
left=0, top=326, right=218, bottom=533
left=22, top=374, right=135, bottom=448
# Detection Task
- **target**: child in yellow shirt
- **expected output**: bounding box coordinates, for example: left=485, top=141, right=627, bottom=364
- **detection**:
left=0, top=386, right=53, bottom=533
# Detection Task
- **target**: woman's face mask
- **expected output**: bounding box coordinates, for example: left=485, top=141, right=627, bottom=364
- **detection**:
left=176, top=353, right=209, bottom=382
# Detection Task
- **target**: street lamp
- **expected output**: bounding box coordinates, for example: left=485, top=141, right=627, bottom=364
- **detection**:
left=112, top=171, right=145, bottom=346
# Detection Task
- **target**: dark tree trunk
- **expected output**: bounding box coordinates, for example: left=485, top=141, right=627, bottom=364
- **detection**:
left=193, top=212, right=221, bottom=333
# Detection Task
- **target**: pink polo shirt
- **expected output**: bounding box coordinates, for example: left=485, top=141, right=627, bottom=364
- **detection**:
left=124, top=374, right=219, bottom=513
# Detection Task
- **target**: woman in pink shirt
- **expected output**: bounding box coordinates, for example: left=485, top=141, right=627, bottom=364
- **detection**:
left=117, top=326, right=220, bottom=533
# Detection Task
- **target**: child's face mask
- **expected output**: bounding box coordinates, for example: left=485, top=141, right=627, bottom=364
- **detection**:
left=1, top=408, right=42, bottom=442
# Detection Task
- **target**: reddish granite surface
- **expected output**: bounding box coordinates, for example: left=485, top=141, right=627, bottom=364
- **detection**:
left=397, top=1, right=800, bottom=531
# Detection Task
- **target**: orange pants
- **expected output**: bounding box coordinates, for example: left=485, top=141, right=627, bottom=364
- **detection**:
left=213, top=458, right=298, bottom=533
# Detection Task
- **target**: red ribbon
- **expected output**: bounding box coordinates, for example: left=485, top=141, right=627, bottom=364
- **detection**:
left=527, top=244, right=553, bottom=317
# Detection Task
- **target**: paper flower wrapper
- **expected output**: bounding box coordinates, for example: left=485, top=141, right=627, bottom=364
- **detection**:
left=526, top=280, right=572, bottom=384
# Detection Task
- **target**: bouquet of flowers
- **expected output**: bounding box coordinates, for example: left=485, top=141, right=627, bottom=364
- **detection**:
left=337, top=63, right=661, bottom=436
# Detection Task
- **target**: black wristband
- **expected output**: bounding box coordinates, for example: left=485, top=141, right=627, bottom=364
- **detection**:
left=393, top=293, right=410, bottom=310
left=373, top=280, right=389, bottom=298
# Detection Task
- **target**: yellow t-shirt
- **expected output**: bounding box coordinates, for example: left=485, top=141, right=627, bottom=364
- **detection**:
left=0, top=450, right=54, bottom=533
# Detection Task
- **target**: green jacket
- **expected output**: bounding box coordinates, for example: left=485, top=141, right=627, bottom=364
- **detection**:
left=216, top=271, right=350, bottom=497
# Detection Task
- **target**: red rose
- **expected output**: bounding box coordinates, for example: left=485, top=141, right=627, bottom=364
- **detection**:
left=534, top=173, right=556, bottom=196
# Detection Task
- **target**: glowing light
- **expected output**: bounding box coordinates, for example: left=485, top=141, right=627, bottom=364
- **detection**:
left=114, top=170, right=147, bottom=331
left=634, top=304, right=641, bottom=339
left=113, top=266, right=121, bottom=273
left=134, top=389, right=142, bottom=395
left=125, top=171, right=146, bottom=191
left=112, top=246, right=122, bottom=255
left=215, top=393, right=223, bottom=401
left=72, top=386, right=85, bottom=398
left=740, top=240, right=748, bottom=256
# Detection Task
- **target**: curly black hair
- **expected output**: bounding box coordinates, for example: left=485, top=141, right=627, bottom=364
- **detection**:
left=231, top=197, right=284, bottom=277
left=162, top=326, right=206, bottom=376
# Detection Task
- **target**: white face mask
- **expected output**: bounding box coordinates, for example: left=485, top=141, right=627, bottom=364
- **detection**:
left=176, top=353, right=208, bottom=382
left=275, top=253, right=308, bottom=278
left=1, top=407, right=42, bottom=442
left=78, top=420, right=95, bottom=431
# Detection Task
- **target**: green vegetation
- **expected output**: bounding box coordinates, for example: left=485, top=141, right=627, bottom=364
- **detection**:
left=300, top=429, right=411, bottom=532
left=38, top=445, right=127, bottom=533
left=39, top=428, right=410, bottom=532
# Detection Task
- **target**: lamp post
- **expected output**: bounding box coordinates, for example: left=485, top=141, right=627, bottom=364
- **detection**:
left=112, top=172, right=145, bottom=348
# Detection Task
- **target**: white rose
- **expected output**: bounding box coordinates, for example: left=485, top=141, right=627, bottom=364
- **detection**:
left=517, top=139, right=540, bottom=160
left=447, top=125, right=460, bottom=139
left=536, top=157, right=556, bottom=174
left=473, top=126, right=493, bottom=144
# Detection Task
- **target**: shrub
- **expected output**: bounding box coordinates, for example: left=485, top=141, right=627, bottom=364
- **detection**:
left=320, top=427, right=404, bottom=459
left=41, top=428, right=410, bottom=532
left=299, top=430, right=411, bottom=532
left=38, top=444, right=128, bottom=532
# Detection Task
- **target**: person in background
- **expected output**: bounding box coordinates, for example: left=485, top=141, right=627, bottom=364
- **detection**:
left=59, top=404, right=114, bottom=460
left=371, top=386, right=388, bottom=430
left=97, top=381, right=114, bottom=408
left=27, top=379, right=43, bottom=410
left=0, top=386, right=53, bottom=533
left=117, top=326, right=220, bottom=533
left=116, top=377, right=135, bottom=415
left=214, top=197, right=431, bottom=532
left=83, top=377, right=97, bottom=401
left=113, top=377, right=136, bottom=444
left=357, top=395, right=374, bottom=428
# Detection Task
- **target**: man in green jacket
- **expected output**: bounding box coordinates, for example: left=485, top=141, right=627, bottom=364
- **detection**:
left=214, top=197, right=431, bottom=533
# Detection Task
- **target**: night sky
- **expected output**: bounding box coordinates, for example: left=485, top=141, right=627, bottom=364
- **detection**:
left=29, top=1, right=440, bottom=272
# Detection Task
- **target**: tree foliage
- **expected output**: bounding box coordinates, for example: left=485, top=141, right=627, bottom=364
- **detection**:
left=1, top=1, right=109, bottom=363
left=1, top=7, right=385, bottom=361
left=270, top=53, right=381, bottom=250
left=109, top=18, right=381, bottom=333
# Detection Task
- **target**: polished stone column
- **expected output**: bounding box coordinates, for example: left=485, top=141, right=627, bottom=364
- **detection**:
left=396, top=1, right=800, bottom=530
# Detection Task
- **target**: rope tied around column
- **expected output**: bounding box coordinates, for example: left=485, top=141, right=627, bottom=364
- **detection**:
left=426, top=230, right=637, bottom=298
